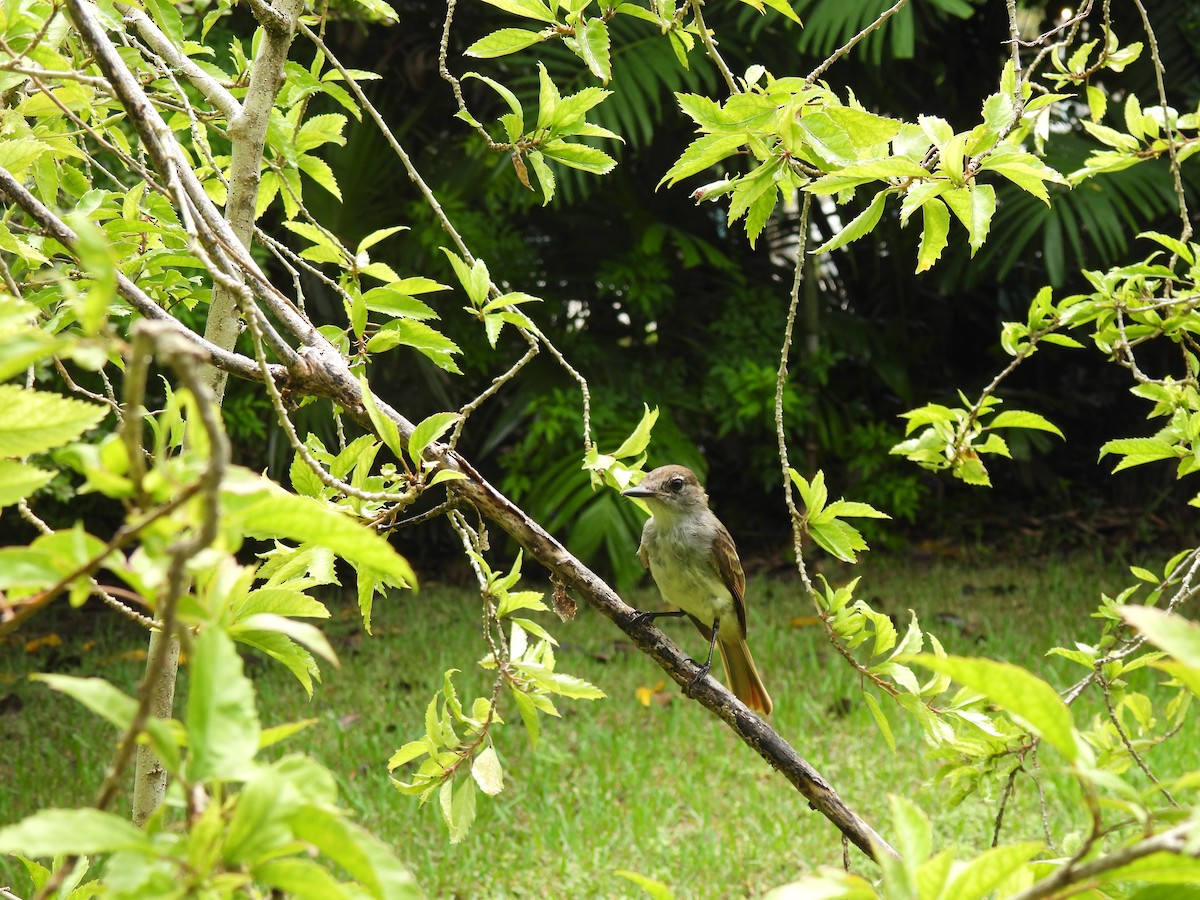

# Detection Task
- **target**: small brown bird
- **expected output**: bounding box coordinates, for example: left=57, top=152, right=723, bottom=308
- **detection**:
left=622, top=465, right=773, bottom=715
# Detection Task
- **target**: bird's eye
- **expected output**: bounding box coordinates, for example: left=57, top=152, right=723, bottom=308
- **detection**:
left=668, top=476, right=684, bottom=492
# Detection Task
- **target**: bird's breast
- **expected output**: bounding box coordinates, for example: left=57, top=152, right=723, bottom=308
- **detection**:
left=644, top=522, right=733, bottom=626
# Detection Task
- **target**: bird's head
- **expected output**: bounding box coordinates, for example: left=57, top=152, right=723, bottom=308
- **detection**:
left=621, top=465, right=709, bottom=516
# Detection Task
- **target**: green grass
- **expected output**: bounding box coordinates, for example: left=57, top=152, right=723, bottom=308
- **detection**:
left=1, top=549, right=1196, bottom=898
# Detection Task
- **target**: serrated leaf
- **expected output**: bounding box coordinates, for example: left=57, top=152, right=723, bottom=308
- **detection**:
left=915, top=198, right=950, bottom=272
left=466, top=27, right=545, bottom=58
left=809, top=518, right=868, bottom=563
left=1120, top=606, right=1200, bottom=668
left=943, top=842, right=1043, bottom=900
left=477, top=0, right=555, bottom=21
left=862, top=691, right=896, bottom=752
left=226, top=474, right=416, bottom=588
left=366, top=320, right=463, bottom=373
left=0, top=459, right=54, bottom=507
left=235, top=613, right=340, bottom=668
left=408, top=412, right=461, bottom=465
left=462, top=73, right=524, bottom=134
left=660, top=133, right=748, bottom=187
left=355, top=227, right=408, bottom=257
left=187, top=628, right=261, bottom=782
left=1098, top=437, right=1177, bottom=472
left=0, top=386, right=107, bottom=457
left=358, top=377, right=403, bottom=460
left=0, top=809, right=153, bottom=856
left=577, top=18, right=611, bottom=83
left=941, top=184, right=995, bottom=256
left=471, top=746, right=504, bottom=795
left=758, top=0, right=801, bottom=25
left=811, top=189, right=889, bottom=256
left=988, top=410, right=1064, bottom=438
left=541, top=140, right=615, bottom=174
left=612, top=404, right=658, bottom=459
left=911, top=654, right=1085, bottom=762
left=296, top=154, right=341, bottom=200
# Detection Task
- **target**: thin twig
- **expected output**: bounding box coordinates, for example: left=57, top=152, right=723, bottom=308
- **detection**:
left=805, top=0, right=911, bottom=86
left=689, top=0, right=737, bottom=94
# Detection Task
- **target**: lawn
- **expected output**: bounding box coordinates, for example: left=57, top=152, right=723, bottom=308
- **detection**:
left=1, top=548, right=1194, bottom=898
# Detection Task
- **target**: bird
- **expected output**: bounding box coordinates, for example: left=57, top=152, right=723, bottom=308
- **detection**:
left=622, top=465, right=773, bottom=715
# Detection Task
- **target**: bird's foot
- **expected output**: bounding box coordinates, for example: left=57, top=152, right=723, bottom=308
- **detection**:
left=629, top=609, right=687, bottom=628
left=684, top=661, right=713, bottom=696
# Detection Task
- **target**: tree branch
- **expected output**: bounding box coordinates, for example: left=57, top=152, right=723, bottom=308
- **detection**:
left=0, top=165, right=283, bottom=388
left=118, top=3, right=241, bottom=120
left=53, top=0, right=898, bottom=863
left=202, top=0, right=304, bottom=404
left=1007, top=820, right=1199, bottom=900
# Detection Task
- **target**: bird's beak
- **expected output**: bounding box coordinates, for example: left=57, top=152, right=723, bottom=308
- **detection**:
left=622, top=483, right=656, bottom=498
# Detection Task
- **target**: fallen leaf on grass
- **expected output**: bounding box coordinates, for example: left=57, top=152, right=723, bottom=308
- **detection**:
left=635, top=681, right=672, bottom=707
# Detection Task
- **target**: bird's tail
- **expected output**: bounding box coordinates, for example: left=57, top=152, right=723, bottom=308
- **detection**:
left=719, top=637, right=773, bottom=716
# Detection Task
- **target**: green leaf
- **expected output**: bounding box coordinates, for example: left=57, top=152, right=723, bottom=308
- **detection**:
left=466, top=27, right=545, bottom=58
left=941, top=184, right=995, bottom=256
left=0, top=138, right=49, bottom=176
left=0, top=385, right=107, bottom=457
left=255, top=858, right=351, bottom=900
left=1086, top=84, right=1107, bottom=122
left=1098, top=437, right=1178, bottom=472
left=441, top=778, right=477, bottom=844
left=408, top=411, right=461, bottom=465
left=34, top=674, right=181, bottom=773
left=943, top=842, right=1043, bottom=900
left=235, top=613, right=340, bottom=668
left=471, top=746, right=504, bottom=795
left=862, top=691, right=896, bottom=752
left=614, top=871, right=676, bottom=900
left=789, top=468, right=827, bottom=517
left=0, top=459, right=54, bottom=507
left=296, top=154, right=341, bottom=200
left=0, top=332, right=62, bottom=383
left=541, top=140, right=616, bottom=175
left=226, top=474, right=417, bottom=588
left=462, top=73, right=525, bottom=133
left=889, top=794, right=931, bottom=866
left=612, top=404, right=658, bottom=459
left=915, top=198, right=950, bottom=272
left=1119, top=606, right=1200, bottom=668
left=988, top=410, right=1064, bottom=438
left=187, top=628, right=261, bottom=782
left=810, top=190, right=889, bottom=255
left=1138, top=231, right=1195, bottom=265
left=758, top=0, right=802, bottom=25
left=910, top=654, right=1085, bottom=762
left=477, top=0, right=555, bottom=21
left=0, top=809, right=153, bottom=856
left=295, top=113, right=348, bottom=152
left=823, top=499, right=890, bottom=520
left=660, top=133, right=748, bottom=187
left=516, top=663, right=606, bottom=699
left=356, top=226, right=409, bottom=255
left=808, top=518, right=868, bottom=563
left=826, top=107, right=901, bottom=147
left=366, top=320, right=463, bottom=373
left=291, top=807, right=421, bottom=900
left=805, top=157, right=928, bottom=194
left=358, top=377, right=403, bottom=460
left=576, top=18, right=612, bottom=83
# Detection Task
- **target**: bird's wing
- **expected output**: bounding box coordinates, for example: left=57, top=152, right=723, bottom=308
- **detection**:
left=711, top=524, right=747, bottom=638
left=637, top=517, right=655, bottom=570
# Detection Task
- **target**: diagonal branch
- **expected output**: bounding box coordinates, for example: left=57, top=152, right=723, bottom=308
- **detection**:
left=48, top=0, right=899, bottom=864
